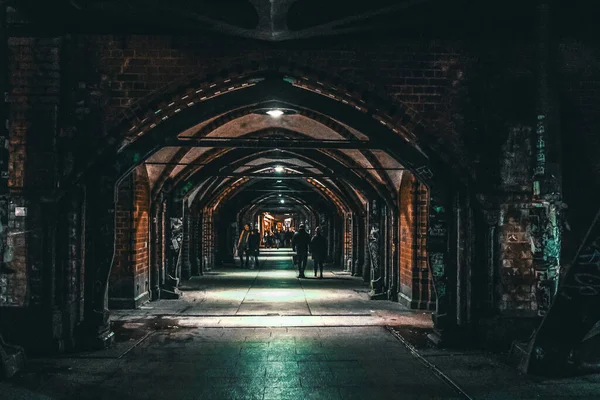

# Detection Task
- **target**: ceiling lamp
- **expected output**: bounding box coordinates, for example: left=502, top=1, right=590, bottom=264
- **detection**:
left=274, top=166, right=284, bottom=173
left=267, top=109, right=284, bottom=118
left=276, top=180, right=282, bottom=183
left=280, top=199, right=285, bottom=204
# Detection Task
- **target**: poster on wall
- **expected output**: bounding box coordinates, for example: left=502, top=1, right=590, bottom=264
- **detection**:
left=170, top=218, right=183, bottom=251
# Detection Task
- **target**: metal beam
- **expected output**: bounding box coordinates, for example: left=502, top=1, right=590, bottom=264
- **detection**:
left=238, top=189, right=316, bottom=193
left=212, top=173, right=333, bottom=178
left=171, top=138, right=388, bottom=150
left=143, top=160, right=406, bottom=171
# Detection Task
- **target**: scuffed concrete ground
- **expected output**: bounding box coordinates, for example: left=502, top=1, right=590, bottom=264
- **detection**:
left=2, top=249, right=600, bottom=399
left=110, top=249, right=431, bottom=326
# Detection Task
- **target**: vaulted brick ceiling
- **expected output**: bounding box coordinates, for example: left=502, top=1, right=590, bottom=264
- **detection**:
left=143, top=109, right=403, bottom=212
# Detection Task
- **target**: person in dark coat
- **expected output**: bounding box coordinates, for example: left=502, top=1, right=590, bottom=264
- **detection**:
left=247, top=227, right=260, bottom=269
left=291, top=224, right=310, bottom=278
left=310, top=227, right=327, bottom=278
left=237, top=223, right=251, bottom=268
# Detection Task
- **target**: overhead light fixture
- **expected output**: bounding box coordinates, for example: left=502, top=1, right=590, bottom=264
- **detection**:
left=278, top=194, right=282, bottom=197
left=274, top=166, right=284, bottom=173
left=267, top=109, right=284, bottom=118
left=280, top=199, right=285, bottom=204
left=276, top=180, right=282, bottom=183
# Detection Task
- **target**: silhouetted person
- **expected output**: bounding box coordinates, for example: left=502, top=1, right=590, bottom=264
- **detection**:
left=274, top=229, right=281, bottom=249
left=237, top=223, right=251, bottom=268
left=248, top=227, right=260, bottom=269
left=310, top=227, right=327, bottom=279
left=284, top=228, right=293, bottom=248
left=292, top=224, right=310, bottom=278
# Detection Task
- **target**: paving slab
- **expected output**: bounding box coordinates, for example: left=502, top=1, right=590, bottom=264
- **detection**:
left=4, top=249, right=600, bottom=399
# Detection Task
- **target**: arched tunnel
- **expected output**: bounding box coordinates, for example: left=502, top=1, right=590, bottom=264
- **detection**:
left=105, top=74, right=441, bottom=319
left=5, top=0, right=600, bottom=395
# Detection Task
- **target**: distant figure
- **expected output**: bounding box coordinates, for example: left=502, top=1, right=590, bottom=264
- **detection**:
left=247, top=227, right=260, bottom=269
left=284, top=228, right=293, bottom=248
left=292, top=224, right=310, bottom=278
left=274, top=229, right=281, bottom=249
left=237, top=223, right=251, bottom=268
left=310, top=227, right=327, bottom=279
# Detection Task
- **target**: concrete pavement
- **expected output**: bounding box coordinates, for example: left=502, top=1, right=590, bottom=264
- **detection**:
left=2, top=249, right=600, bottom=399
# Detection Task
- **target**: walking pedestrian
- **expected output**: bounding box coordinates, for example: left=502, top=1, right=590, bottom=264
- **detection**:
left=237, top=223, right=251, bottom=268
left=310, top=227, right=327, bottom=279
left=292, top=224, right=310, bottom=278
left=248, top=227, right=260, bottom=269
left=274, top=229, right=281, bottom=249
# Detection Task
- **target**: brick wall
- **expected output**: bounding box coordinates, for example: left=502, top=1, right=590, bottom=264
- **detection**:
left=1, top=37, right=61, bottom=307
left=398, top=173, right=415, bottom=298
left=498, top=205, right=536, bottom=315
left=397, top=172, right=435, bottom=310
left=109, top=173, right=133, bottom=300
left=132, top=166, right=150, bottom=296
left=108, top=165, right=150, bottom=308
left=76, top=35, right=472, bottom=168
left=85, top=35, right=462, bottom=118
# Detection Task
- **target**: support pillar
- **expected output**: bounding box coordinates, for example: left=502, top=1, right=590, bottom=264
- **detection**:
left=519, top=1, right=573, bottom=376
left=150, top=198, right=161, bottom=300
left=369, top=199, right=385, bottom=299
left=0, top=0, right=25, bottom=379
left=426, top=184, right=455, bottom=345
left=389, top=209, right=399, bottom=301
left=180, top=202, right=191, bottom=280
left=160, top=196, right=181, bottom=299
left=362, top=206, right=370, bottom=282
left=77, top=176, right=116, bottom=350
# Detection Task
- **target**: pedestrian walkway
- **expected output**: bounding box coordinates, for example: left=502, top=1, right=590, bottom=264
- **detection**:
left=3, top=249, right=600, bottom=399
left=111, top=248, right=432, bottom=328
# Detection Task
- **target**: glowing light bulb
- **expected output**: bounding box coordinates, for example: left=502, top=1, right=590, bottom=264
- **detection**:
left=274, top=166, right=284, bottom=173
left=267, top=109, right=284, bottom=118
left=280, top=199, right=285, bottom=204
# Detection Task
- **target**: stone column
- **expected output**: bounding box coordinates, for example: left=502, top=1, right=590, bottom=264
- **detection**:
left=150, top=198, right=161, bottom=300
left=362, top=205, right=370, bottom=282
left=180, top=201, right=191, bottom=280
left=0, top=0, right=24, bottom=378
left=426, top=184, right=454, bottom=344
left=369, top=199, right=385, bottom=299
left=162, top=196, right=182, bottom=295
left=79, top=175, right=116, bottom=350
left=389, top=209, right=399, bottom=301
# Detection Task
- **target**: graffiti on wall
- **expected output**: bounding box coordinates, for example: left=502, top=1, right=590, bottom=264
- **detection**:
left=427, top=195, right=449, bottom=317
left=535, top=115, right=546, bottom=177
left=170, top=218, right=183, bottom=251
left=561, top=237, right=600, bottom=299
left=428, top=222, right=447, bottom=238
left=525, top=207, right=599, bottom=375
left=368, top=200, right=384, bottom=296
left=429, top=252, right=446, bottom=297
left=368, top=224, right=380, bottom=274
left=529, top=205, right=560, bottom=314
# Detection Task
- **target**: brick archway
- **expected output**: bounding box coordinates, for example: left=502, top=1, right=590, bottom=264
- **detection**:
left=75, top=67, right=455, bottom=347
